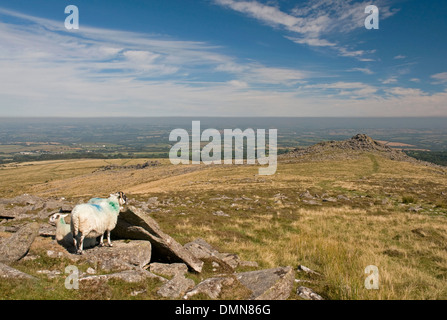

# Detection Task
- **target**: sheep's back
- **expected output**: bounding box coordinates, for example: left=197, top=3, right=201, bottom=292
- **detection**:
left=71, top=203, right=118, bottom=235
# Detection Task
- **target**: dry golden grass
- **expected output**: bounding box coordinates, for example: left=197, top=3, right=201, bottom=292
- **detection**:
left=1, top=153, right=446, bottom=299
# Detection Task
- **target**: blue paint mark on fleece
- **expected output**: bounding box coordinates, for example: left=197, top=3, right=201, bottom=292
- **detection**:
left=90, top=204, right=103, bottom=211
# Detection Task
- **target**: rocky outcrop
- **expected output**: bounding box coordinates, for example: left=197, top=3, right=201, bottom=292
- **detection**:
left=114, top=206, right=204, bottom=273
left=0, top=222, right=40, bottom=264
left=0, top=200, right=296, bottom=300
left=235, top=266, right=295, bottom=300
left=282, top=134, right=416, bottom=162
left=0, top=195, right=72, bottom=221
left=183, top=266, right=295, bottom=300
left=79, top=240, right=152, bottom=271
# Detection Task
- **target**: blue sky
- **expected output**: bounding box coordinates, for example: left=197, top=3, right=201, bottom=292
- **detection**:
left=0, top=0, right=446, bottom=117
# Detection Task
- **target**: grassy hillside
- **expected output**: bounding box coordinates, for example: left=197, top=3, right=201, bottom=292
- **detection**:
left=0, top=151, right=446, bottom=299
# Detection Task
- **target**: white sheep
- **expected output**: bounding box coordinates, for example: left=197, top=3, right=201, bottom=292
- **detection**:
left=48, top=213, right=96, bottom=249
left=71, top=192, right=127, bottom=255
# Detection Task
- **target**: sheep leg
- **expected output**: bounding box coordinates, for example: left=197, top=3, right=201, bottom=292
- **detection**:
left=72, top=234, right=78, bottom=252
left=99, top=234, right=104, bottom=247
left=106, top=230, right=113, bottom=247
left=77, top=233, right=85, bottom=255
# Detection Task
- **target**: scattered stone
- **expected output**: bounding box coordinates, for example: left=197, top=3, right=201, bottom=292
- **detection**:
left=149, top=262, right=188, bottom=277
left=273, top=193, right=287, bottom=200
left=37, top=269, right=62, bottom=279
left=302, top=200, right=321, bottom=206
left=297, top=265, right=322, bottom=276
left=337, top=195, right=350, bottom=201
left=0, top=222, right=40, bottom=264
left=213, top=210, right=230, bottom=217
left=114, top=206, right=203, bottom=273
left=157, top=275, right=196, bottom=298
left=235, top=266, right=295, bottom=300
left=39, top=223, right=56, bottom=237
left=322, top=197, right=337, bottom=203
left=294, top=279, right=314, bottom=284
left=46, top=250, right=64, bottom=258
left=131, top=289, right=147, bottom=297
left=409, top=206, right=423, bottom=213
left=86, top=267, right=96, bottom=275
left=95, top=161, right=161, bottom=173
left=297, top=286, right=324, bottom=300
left=80, top=240, right=152, bottom=271
left=411, top=228, right=427, bottom=238
left=184, top=238, right=238, bottom=270
left=147, top=197, right=159, bottom=207
left=184, top=276, right=235, bottom=300
left=299, top=190, right=315, bottom=200
left=0, top=262, right=36, bottom=280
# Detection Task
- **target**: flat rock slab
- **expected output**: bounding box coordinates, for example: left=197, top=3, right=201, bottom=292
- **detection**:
left=114, top=206, right=203, bottom=273
left=0, top=262, right=36, bottom=280
left=79, top=240, right=152, bottom=271
left=0, top=222, right=40, bottom=264
left=80, top=268, right=165, bottom=284
left=157, top=275, right=195, bottom=299
left=184, top=238, right=257, bottom=270
left=149, top=262, right=188, bottom=277
left=184, top=238, right=239, bottom=270
left=184, top=276, right=235, bottom=300
left=235, top=266, right=295, bottom=300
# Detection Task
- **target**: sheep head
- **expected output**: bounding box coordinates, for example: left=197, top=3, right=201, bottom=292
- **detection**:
left=109, top=191, right=128, bottom=211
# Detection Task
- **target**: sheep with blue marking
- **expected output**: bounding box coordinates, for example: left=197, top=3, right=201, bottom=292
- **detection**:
left=71, top=192, right=127, bottom=255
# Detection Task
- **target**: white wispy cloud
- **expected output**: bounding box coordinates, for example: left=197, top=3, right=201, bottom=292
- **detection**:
left=348, top=67, right=374, bottom=75
left=214, top=0, right=398, bottom=60
left=385, top=87, right=427, bottom=97
left=302, top=81, right=378, bottom=99
left=431, top=72, right=447, bottom=84
left=381, top=76, right=398, bottom=84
